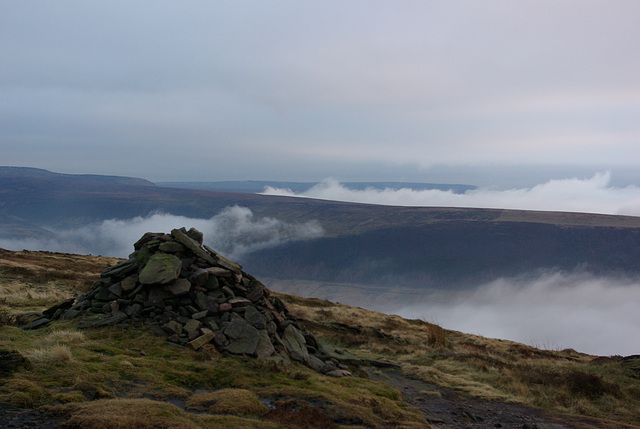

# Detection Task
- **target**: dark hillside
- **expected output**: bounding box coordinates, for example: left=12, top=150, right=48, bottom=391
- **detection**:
left=244, top=221, right=640, bottom=288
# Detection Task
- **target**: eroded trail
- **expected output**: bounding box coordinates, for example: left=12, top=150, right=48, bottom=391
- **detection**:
left=372, top=368, right=625, bottom=429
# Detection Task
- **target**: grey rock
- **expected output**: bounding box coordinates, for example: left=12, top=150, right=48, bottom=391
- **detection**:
left=79, top=311, right=128, bottom=329
left=158, top=241, right=185, bottom=253
left=165, top=278, right=192, bottom=296
left=147, top=287, right=172, bottom=305
left=21, top=318, right=51, bottom=330
left=163, top=320, right=183, bottom=335
left=192, top=310, right=208, bottom=320
left=108, top=283, right=123, bottom=298
left=171, top=228, right=216, bottom=265
left=189, top=268, right=209, bottom=288
left=183, top=319, right=202, bottom=337
left=125, top=303, right=143, bottom=317
left=42, top=298, right=75, bottom=318
left=186, top=227, right=204, bottom=244
left=139, top=253, right=182, bottom=285
left=100, top=258, right=138, bottom=281
left=255, top=329, right=276, bottom=358
left=244, top=306, right=266, bottom=330
left=205, top=319, right=220, bottom=331
left=223, top=318, right=259, bottom=355
left=306, top=355, right=330, bottom=373
left=120, top=274, right=138, bottom=292
left=282, top=325, right=309, bottom=362
left=205, top=267, right=232, bottom=277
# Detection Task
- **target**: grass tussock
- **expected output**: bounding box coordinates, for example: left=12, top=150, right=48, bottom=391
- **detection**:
left=53, top=398, right=209, bottom=429
left=24, top=344, right=73, bottom=364
left=185, top=389, right=268, bottom=416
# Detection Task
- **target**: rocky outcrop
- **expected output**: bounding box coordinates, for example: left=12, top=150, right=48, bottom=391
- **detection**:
left=28, top=228, right=350, bottom=376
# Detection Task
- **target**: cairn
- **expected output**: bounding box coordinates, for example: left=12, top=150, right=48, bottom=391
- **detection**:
left=28, top=228, right=350, bottom=376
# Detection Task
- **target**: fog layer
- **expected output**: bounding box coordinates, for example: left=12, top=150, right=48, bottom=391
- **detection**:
left=263, top=172, right=640, bottom=216
left=395, top=271, right=640, bottom=356
left=0, top=206, right=323, bottom=260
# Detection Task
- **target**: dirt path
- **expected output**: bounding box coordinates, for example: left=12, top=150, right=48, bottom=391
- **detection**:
left=371, top=368, right=621, bottom=429
left=0, top=402, right=64, bottom=428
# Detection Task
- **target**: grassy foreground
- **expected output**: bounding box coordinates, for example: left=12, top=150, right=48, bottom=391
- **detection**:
left=1, top=248, right=640, bottom=428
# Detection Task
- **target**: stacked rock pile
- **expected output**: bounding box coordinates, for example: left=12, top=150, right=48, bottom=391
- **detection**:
left=29, top=228, right=351, bottom=376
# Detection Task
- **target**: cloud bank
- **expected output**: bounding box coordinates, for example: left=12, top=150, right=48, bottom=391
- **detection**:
left=262, top=172, right=640, bottom=216
left=0, top=206, right=323, bottom=260
left=395, top=271, right=640, bottom=356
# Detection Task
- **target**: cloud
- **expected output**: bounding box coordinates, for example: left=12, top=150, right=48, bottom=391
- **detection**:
left=0, top=206, right=323, bottom=260
left=395, top=271, right=640, bottom=356
left=262, top=172, right=640, bottom=216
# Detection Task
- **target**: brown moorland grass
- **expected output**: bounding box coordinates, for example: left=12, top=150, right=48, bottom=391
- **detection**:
left=2, top=248, right=640, bottom=427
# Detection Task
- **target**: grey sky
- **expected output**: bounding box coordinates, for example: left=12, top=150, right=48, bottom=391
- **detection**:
left=2, top=1, right=640, bottom=185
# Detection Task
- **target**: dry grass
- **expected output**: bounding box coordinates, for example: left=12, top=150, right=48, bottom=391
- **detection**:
left=185, top=389, right=268, bottom=416
left=280, top=292, right=640, bottom=425
left=25, top=344, right=73, bottom=364
left=51, top=398, right=279, bottom=429
left=2, top=248, right=640, bottom=427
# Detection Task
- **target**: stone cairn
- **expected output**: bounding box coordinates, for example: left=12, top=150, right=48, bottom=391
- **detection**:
left=30, top=228, right=351, bottom=376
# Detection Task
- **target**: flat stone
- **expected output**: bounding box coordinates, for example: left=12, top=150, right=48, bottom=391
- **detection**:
left=171, top=228, right=216, bottom=265
left=158, top=241, right=185, bottom=253
left=203, top=245, right=242, bottom=272
left=165, top=278, right=192, bottom=296
left=21, top=318, right=51, bottom=330
left=246, top=285, right=265, bottom=303
left=188, top=330, right=215, bottom=350
left=222, top=286, right=235, bottom=298
left=223, top=318, right=259, bottom=355
left=139, top=253, right=182, bottom=285
left=205, top=267, right=232, bottom=277
left=42, top=298, right=75, bottom=318
left=100, top=258, right=138, bottom=281
left=325, top=369, right=352, bottom=378
left=229, top=297, right=251, bottom=308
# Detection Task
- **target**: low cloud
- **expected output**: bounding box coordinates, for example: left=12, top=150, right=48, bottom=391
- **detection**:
left=262, top=172, right=640, bottom=216
left=395, top=271, right=640, bottom=356
left=0, top=206, right=323, bottom=260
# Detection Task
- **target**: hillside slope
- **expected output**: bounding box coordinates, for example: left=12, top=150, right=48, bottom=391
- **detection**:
left=1, top=249, right=639, bottom=428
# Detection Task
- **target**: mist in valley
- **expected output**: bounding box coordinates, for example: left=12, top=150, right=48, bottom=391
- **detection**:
left=393, top=271, right=640, bottom=357
left=263, top=172, right=640, bottom=216
left=0, top=206, right=323, bottom=261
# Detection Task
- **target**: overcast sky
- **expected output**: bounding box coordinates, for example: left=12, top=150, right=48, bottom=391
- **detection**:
left=2, top=1, right=640, bottom=186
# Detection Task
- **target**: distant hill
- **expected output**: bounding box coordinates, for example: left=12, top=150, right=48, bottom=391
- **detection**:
left=156, top=180, right=477, bottom=194
left=3, top=167, right=640, bottom=292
